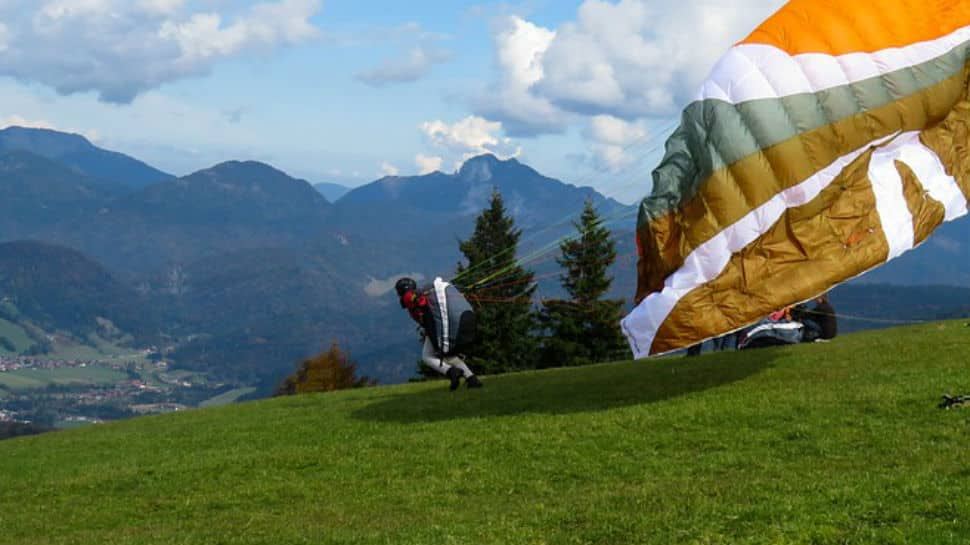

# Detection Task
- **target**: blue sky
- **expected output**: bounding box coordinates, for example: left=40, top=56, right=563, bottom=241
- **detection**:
left=0, top=0, right=785, bottom=204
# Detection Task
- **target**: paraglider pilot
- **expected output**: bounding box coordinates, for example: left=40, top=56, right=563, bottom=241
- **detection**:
left=794, top=294, right=838, bottom=342
left=396, top=277, right=483, bottom=390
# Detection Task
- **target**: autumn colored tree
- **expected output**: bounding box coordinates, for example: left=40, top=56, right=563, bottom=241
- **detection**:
left=275, top=342, right=376, bottom=396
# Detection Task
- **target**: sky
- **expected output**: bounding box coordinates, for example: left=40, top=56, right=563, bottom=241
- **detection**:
left=0, top=0, right=787, bottom=204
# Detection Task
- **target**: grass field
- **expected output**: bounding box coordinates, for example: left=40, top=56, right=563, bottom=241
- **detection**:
left=200, top=387, right=259, bottom=408
left=44, top=333, right=146, bottom=363
left=0, top=322, right=968, bottom=544
left=47, top=341, right=115, bottom=361
left=0, top=318, right=32, bottom=355
left=54, top=419, right=100, bottom=430
left=0, top=365, right=127, bottom=391
left=0, top=302, right=144, bottom=361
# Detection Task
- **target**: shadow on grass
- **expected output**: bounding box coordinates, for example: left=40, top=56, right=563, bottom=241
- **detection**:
left=352, top=349, right=778, bottom=424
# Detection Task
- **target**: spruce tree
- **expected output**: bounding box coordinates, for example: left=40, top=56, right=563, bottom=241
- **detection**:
left=456, top=189, right=538, bottom=374
left=540, top=200, right=630, bottom=367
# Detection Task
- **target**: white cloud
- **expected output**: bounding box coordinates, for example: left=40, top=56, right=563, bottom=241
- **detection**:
left=542, top=0, right=786, bottom=118
left=588, top=114, right=646, bottom=146
left=468, top=0, right=784, bottom=198
left=0, top=114, right=101, bottom=142
left=0, top=0, right=322, bottom=103
left=496, top=16, right=551, bottom=87
left=584, top=115, right=648, bottom=172
left=137, top=0, right=186, bottom=16
left=381, top=161, right=399, bottom=176
left=418, top=116, right=523, bottom=172
left=479, top=1, right=785, bottom=129
left=352, top=22, right=452, bottom=87
left=160, top=0, right=320, bottom=65
left=474, top=16, right=569, bottom=137
left=0, top=115, right=56, bottom=131
left=415, top=154, right=443, bottom=174
left=420, top=116, right=519, bottom=161
left=0, top=81, right=283, bottom=174
left=364, top=273, right=425, bottom=297
left=38, top=0, right=111, bottom=21
left=356, top=46, right=451, bottom=87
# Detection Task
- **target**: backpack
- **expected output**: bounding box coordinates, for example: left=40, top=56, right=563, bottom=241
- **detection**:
left=425, top=277, right=477, bottom=357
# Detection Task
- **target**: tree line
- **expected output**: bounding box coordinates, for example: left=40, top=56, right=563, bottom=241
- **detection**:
left=454, top=189, right=630, bottom=376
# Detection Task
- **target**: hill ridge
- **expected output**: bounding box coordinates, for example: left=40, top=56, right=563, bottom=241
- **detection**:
left=0, top=126, right=172, bottom=189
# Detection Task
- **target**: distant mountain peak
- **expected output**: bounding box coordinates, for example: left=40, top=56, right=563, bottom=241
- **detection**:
left=1, top=126, right=88, bottom=140
left=165, top=159, right=330, bottom=211
left=457, top=154, right=522, bottom=183
left=185, top=161, right=325, bottom=194
left=461, top=153, right=519, bottom=168
left=202, top=160, right=289, bottom=178
left=0, top=126, right=94, bottom=155
left=466, top=153, right=502, bottom=164
left=0, top=126, right=171, bottom=189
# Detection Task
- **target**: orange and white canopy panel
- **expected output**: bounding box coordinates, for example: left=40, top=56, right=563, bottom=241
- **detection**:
left=622, top=0, right=970, bottom=358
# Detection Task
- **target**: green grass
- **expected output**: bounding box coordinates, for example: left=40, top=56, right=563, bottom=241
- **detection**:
left=0, top=310, right=144, bottom=362
left=1, top=322, right=969, bottom=544
left=199, top=387, right=258, bottom=408
left=0, top=318, right=32, bottom=355
left=45, top=334, right=142, bottom=362
left=0, top=365, right=126, bottom=391
left=54, top=419, right=98, bottom=430
left=0, top=300, right=20, bottom=318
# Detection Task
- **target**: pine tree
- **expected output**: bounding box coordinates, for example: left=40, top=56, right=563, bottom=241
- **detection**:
left=540, top=200, right=630, bottom=367
left=456, top=189, right=538, bottom=374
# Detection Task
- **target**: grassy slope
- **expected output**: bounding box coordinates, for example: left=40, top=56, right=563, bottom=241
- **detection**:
left=200, top=387, right=259, bottom=408
left=0, top=317, right=31, bottom=354
left=1, top=300, right=144, bottom=361
left=1, top=323, right=969, bottom=545
left=0, top=366, right=126, bottom=391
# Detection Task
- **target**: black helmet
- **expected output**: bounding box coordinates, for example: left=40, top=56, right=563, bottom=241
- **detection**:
left=395, top=277, right=417, bottom=296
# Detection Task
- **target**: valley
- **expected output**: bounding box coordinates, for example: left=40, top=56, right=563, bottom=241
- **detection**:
left=0, top=337, right=245, bottom=429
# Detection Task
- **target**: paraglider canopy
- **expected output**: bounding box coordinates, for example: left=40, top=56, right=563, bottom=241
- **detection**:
left=622, top=0, right=970, bottom=358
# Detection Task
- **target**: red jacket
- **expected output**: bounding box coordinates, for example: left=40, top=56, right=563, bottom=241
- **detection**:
left=400, top=290, right=430, bottom=329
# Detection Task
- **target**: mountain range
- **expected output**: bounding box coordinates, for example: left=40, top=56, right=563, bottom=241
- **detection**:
left=44, top=160, right=333, bottom=274
left=0, top=127, right=637, bottom=388
left=0, top=127, right=171, bottom=191
left=0, top=151, right=114, bottom=239
left=0, top=126, right=968, bottom=390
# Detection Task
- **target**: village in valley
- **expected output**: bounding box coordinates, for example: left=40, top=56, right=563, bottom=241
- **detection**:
left=1, top=296, right=257, bottom=430
left=0, top=351, right=250, bottom=429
